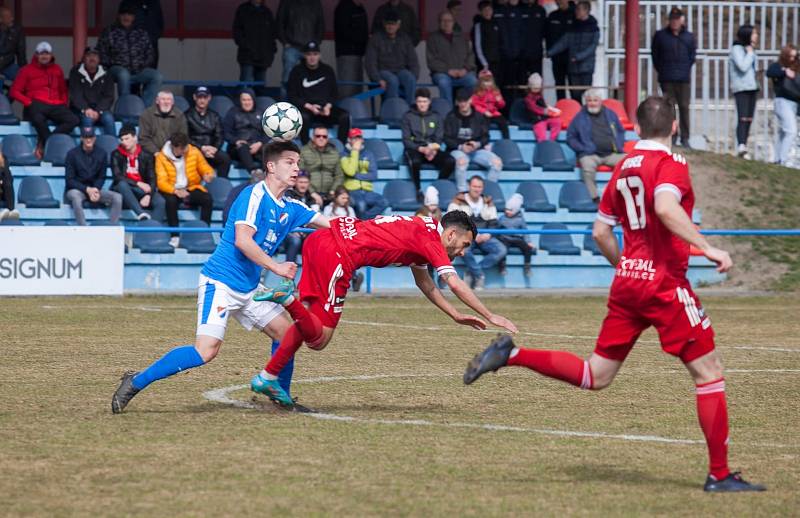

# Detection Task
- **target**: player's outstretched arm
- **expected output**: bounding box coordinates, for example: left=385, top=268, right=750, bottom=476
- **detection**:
left=308, top=214, right=331, bottom=229
left=654, top=192, right=732, bottom=273
left=412, top=267, right=486, bottom=330
left=234, top=224, right=298, bottom=279
left=441, top=271, right=518, bottom=333
left=592, top=220, right=620, bottom=266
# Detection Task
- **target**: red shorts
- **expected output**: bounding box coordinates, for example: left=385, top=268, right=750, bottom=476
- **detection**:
left=297, top=230, right=353, bottom=329
left=594, top=284, right=716, bottom=364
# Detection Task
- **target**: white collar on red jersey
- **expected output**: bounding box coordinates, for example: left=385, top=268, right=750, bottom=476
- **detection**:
left=633, top=139, right=671, bottom=154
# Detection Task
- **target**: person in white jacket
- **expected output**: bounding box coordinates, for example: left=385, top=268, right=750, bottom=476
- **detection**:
left=729, top=25, right=759, bottom=159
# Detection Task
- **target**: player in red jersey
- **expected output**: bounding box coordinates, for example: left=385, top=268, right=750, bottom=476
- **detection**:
left=463, top=96, right=765, bottom=492
left=249, top=210, right=518, bottom=406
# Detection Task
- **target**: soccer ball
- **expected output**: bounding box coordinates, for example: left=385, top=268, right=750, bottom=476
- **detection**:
left=262, top=102, right=303, bottom=141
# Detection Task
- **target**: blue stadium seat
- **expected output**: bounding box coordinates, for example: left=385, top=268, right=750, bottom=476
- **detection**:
left=207, top=177, right=232, bottom=210
left=379, top=98, right=409, bottom=129
left=132, top=220, right=174, bottom=254
left=209, top=96, right=235, bottom=119
left=174, top=95, right=190, bottom=113
left=95, top=134, right=118, bottom=165
left=533, top=140, right=574, bottom=171
left=43, top=133, right=76, bottom=166
left=492, top=139, right=531, bottom=171
left=509, top=98, right=533, bottom=126
left=430, top=179, right=458, bottom=209
left=0, top=93, right=19, bottom=125
left=338, top=97, right=377, bottom=129
left=516, top=181, right=556, bottom=212
left=256, top=96, right=276, bottom=115
left=3, top=134, right=40, bottom=166
left=482, top=179, right=506, bottom=211
left=114, top=94, right=146, bottom=123
left=539, top=223, right=581, bottom=255
left=179, top=221, right=217, bottom=253
left=44, top=220, right=70, bottom=226
left=558, top=181, right=598, bottom=212
left=382, top=179, right=419, bottom=211
left=431, top=97, right=452, bottom=118
left=583, top=224, right=602, bottom=255
left=0, top=218, right=23, bottom=225
left=364, top=139, right=398, bottom=169
left=18, top=176, right=59, bottom=208
left=329, top=137, right=345, bottom=154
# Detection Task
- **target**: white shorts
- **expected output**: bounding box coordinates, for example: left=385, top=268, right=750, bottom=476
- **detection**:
left=196, top=274, right=285, bottom=340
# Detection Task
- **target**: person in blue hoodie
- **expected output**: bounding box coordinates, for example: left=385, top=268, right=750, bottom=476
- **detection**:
left=336, top=127, right=388, bottom=219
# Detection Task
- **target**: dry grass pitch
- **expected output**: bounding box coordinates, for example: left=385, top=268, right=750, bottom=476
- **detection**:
left=1, top=293, right=798, bottom=516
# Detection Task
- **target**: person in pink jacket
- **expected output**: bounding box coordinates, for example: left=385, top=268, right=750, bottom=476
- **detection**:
left=469, top=69, right=509, bottom=139
left=524, top=73, right=562, bottom=141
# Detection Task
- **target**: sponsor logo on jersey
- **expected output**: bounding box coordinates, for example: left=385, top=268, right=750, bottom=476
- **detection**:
left=671, top=153, right=686, bottom=164
left=338, top=216, right=358, bottom=240
left=616, top=255, right=657, bottom=281
left=621, top=155, right=644, bottom=170
left=279, top=213, right=289, bottom=225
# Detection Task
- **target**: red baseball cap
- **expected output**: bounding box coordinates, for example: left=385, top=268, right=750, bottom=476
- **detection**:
left=348, top=128, right=363, bottom=139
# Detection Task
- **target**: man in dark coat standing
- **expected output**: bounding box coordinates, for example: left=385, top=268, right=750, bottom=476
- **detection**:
left=334, top=0, right=369, bottom=98
left=232, top=0, right=278, bottom=83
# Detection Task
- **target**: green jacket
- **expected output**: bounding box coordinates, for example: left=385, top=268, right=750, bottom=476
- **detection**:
left=300, top=142, right=342, bottom=194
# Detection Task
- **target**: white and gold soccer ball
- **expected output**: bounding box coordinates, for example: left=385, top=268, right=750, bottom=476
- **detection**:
left=261, top=102, right=303, bottom=141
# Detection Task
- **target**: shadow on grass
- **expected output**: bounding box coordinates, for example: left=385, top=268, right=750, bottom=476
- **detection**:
left=562, top=463, right=698, bottom=489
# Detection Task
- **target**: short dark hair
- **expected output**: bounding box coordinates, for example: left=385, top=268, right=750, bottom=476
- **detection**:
left=264, top=140, right=301, bottom=165
left=170, top=132, right=189, bottom=148
left=468, top=175, right=485, bottom=185
left=478, top=1, right=492, bottom=9
left=441, top=210, right=477, bottom=239
left=635, top=96, right=675, bottom=139
left=736, top=24, right=755, bottom=47
left=577, top=1, right=591, bottom=11
left=118, top=124, right=136, bottom=138
left=415, top=87, right=432, bottom=100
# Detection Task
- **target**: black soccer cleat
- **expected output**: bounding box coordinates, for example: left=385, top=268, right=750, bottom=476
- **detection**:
left=111, top=371, right=141, bottom=414
left=703, top=472, right=766, bottom=492
left=463, top=334, right=516, bottom=385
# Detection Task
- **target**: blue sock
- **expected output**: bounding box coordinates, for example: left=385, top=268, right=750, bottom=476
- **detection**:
left=132, top=345, right=205, bottom=390
left=272, top=339, right=294, bottom=396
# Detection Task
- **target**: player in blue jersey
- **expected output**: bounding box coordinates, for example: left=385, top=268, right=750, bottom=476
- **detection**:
left=112, top=140, right=330, bottom=413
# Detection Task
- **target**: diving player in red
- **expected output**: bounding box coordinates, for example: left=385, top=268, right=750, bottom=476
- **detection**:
left=463, top=96, right=765, bottom=492
left=250, top=210, right=518, bottom=406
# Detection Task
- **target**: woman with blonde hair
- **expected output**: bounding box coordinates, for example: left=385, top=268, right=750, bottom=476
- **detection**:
left=0, top=150, right=20, bottom=221
left=766, top=44, right=800, bottom=165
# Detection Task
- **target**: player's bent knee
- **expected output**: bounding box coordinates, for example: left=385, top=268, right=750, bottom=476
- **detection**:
left=195, top=335, right=222, bottom=362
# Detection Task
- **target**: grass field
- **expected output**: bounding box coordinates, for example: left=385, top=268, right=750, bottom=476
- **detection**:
left=2, top=293, right=799, bottom=516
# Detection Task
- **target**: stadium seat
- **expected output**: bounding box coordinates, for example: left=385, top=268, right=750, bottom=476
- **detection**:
left=209, top=96, right=235, bottom=119
left=256, top=96, right=276, bottom=114
left=508, top=98, right=533, bottom=126
left=95, top=134, right=118, bottom=165
left=132, top=220, right=174, bottom=254
left=43, top=133, right=76, bottom=166
left=18, top=176, right=59, bottom=208
left=597, top=165, right=613, bottom=172
left=492, top=139, right=531, bottom=171
left=44, top=220, right=70, bottom=226
left=382, top=179, right=418, bottom=211
left=516, top=181, right=556, bottom=212
left=2, top=134, right=40, bottom=166
left=0, top=93, right=19, bottom=125
left=430, top=179, right=458, bottom=210
left=558, top=181, right=598, bottom=212
left=539, top=222, right=581, bottom=255
left=0, top=217, right=23, bottom=225
left=379, top=97, right=409, bottom=129
left=174, top=95, right=190, bottom=113
left=207, top=177, right=232, bottom=210
left=602, top=98, right=635, bottom=130
left=114, top=94, right=146, bottom=124
left=555, top=98, right=581, bottom=129
left=482, top=179, right=506, bottom=211
left=179, top=221, right=217, bottom=253
left=533, top=140, right=573, bottom=171
left=338, top=97, right=377, bottom=129
left=330, top=137, right=345, bottom=154
left=364, top=139, right=398, bottom=169
left=583, top=223, right=603, bottom=255
left=430, top=97, right=452, bottom=118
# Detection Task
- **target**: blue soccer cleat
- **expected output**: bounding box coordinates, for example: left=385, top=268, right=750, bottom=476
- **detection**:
left=250, top=373, right=294, bottom=407
left=253, top=279, right=296, bottom=305
left=703, top=472, right=766, bottom=492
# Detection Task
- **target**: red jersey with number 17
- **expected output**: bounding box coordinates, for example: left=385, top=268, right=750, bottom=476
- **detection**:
left=330, top=215, right=457, bottom=278
left=597, top=139, right=695, bottom=304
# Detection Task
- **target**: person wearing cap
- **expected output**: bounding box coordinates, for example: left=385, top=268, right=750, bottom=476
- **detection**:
left=372, top=0, right=421, bottom=47
left=111, top=124, right=165, bottom=221
left=426, top=10, right=477, bottom=105
left=287, top=41, right=350, bottom=145
left=68, top=46, right=116, bottom=137
left=651, top=7, right=696, bottom=148
left=139, top=89, right=188, bottom=155
left=401, top=88, right=455, bottom=192
left=222, top=88, right=267, bottom=175
left=276, top=0, right=324, bottom=92
left=185, top=86, right=231, bottom=178
left=334, top=0, right=369, bottom=98
left=546, top=1, right=599, bottom=101
left=0, top=6, right=26, bottom=82
left=9, top=41, right=79, bottom=155
left=97, top=5, right=162, bottom=106
left=415, top=185, right=442, bottom=221
left=497, top=192, right=535, bottom=277
left=232, top=0, right=278, bottom=83
left=337, top=127, right=388, bottom=220
left=524, top=72, right=562, bottom=142
left=365, top=9, right=419, bottom=104
left=64, top=127, right=123, bottom=225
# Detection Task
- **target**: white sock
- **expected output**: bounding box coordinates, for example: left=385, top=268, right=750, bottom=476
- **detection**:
left=509, top=347, right=520, bottom=359
left=260, top=369, right=278, bottom=381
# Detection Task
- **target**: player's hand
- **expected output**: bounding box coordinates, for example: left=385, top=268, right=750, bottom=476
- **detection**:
left=488, top=314, right=518, bottom=334
left=704, top=246, right=733, bottom=273
left=453, top=313, right=487, bottom=330
left=272, top=261, right=298, bottom=279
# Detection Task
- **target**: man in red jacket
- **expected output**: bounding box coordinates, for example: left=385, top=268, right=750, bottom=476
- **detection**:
left=9, top=41, right=79, bottom=157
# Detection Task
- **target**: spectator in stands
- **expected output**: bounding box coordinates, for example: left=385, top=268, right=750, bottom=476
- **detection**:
left=497, top=193, right=535, bottom=277
left=68, top=46, right=116, bottom=137
left=730, top=25, right=759, bottom=160
left=545, top=0, right=575, bottom=101
left=288, top=41, right=350, bottom=144
left=520, top=0, right=547, bottom=78
left=445, top=88, right=502, bottom=192
left=0, top=7, right=25, bottom=81
left=334, top=0, right=369, bottom=98
left=283, top=170, right=318, bottom=263
left=223, top=88, right=267, bottom=175
left=232, top=0, right=278, bottom=84
left=185, top=86, right=231, bottom=178
left=525, top=72, right=562, bottom=141
left=546, top=1, right=599, bottom=101
left=300, top=124, right=342, bottom=200
left=472, top=1, right=501, bottom=79
left=0, top=151, right=19, bottom=221
left=372, top=0, right=421, bottom=47
left=447, top=1, right=463, bottom=34
left=651, top=7, right=696, bottom=148
left=323, top=186, right=356, bottom=218
left=402, top=88, right=455, bottom=192
left=493, top=0, right=524, bottom=102
left=139, top=90, right=188, bottom=155
left=120, top=0, right=164, bottom=68
left=447, top=175, right=506, bottom=290
left=365, top=9, right=419, bottom=104
left=9, top=41, right=79, bottom=158
left=337, top=127, right=387, bottom=219
left=767, top=45, right=800, bottom=166
left=567, top=89, right=625, bottom=203
left=155, top=132, right=215, bottom=241
left=415, top=185, right=442, bottom=220
left=426, top=10, right=477, bottom=104
left=111, top=123, right=165, bottom=221
left=276, top=0, right=324, bottom=91
left=470, top=69, right=509, bottom=139
left=65, top=127, right=123, bottom=226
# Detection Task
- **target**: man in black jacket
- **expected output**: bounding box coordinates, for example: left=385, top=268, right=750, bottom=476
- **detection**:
left=119, top=0, right=163, bottom=68
left=401, top=87, right=455, bottom=191
left=472, top=1, right=501, bottom=78
left=276, top=0, right=324, bottom=91
left=334, top=0, right=368, bottom=98
left=0, top=7, right=25, bottom=81
left=372, top=0, right=421, bottom=47
left=65, top=127, right=123, bottom=226
left=520, top=0, right=547, bottom=78
left=185, top=86, right=231, bottom=178
left=111, top=123, right=165, bottom=221
left=545, top=0, right=575, bottom=100
left=287, top=41, right=350, bottom=145
left=68, top=46, right=116, bottom=136
left=232, top=0, right=277, bottom=83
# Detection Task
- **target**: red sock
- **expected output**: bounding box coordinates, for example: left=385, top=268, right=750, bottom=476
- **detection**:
left=285, top=299, right=323, bottom=344
left=695, top=378, right=730, bottom=480
left=266, top=324, right=304, bottom=376
left=507, top=347, right=593, bottom=389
